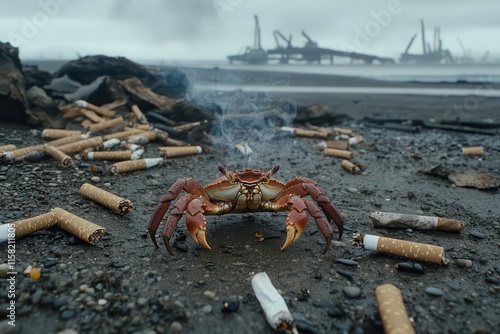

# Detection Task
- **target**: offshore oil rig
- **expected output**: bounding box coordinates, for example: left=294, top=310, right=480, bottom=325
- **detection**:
left=227, top=16, right=395, bottom=65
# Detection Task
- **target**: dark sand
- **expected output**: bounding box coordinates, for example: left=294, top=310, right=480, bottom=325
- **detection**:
left=0, top=65, right=499, bottom=334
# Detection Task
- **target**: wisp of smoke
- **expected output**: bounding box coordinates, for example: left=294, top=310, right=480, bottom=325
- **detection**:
left=187, top=69, right=297, bottom=169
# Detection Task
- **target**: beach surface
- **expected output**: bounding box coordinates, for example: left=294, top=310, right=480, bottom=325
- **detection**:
left=0, top=62, right=499, bottom=334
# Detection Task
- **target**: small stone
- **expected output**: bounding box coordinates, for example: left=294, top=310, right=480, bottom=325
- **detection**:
left=347, top=187, right=359, bottom=193
left=53, top=297, right=68, bottom=309
left=454, top=259, right=472, bottom=268
left=343, top=286, right=361, bottom=299
left=150, top=313, right=160, bottom=324
left=176, top=243, right=188, bottom=252
left=335, top=259, right=358, bottom=266
left=424, top=287, right=443, bottom=297
left=331, top=241, right=345, bottom=247
left=0, top=263, right=9, bottom=277
left=44, top=260, right=58, bottom=268
left=469, top=231, right=485, bottom=239
left=31, top=289, right=43, bottom=304
left=91, top=176, right=100, bottom=183
left=485, top=276, right=499, bottom=284
left=59, top=309, right=76, bottom=320
left=137, top=297, right=148, bottom=306
left=444, top=294, right=460, bottom=303
left=170, top=321, right=183, bottom=332
left=221, top=300, right=239, bottom=313
left=327, top=307, right=344, bottom=317
left=203, top=291, right=216, bottom=299
left=336, top=269, right=353, bottom=280
left=201, top=304, right=212, bottom=314
left=98, top=299, right=107, bottom=306
left=23, top=265, right=33, bottom=275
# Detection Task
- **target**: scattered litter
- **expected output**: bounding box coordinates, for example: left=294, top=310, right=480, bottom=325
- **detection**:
left=375, top=284, right=415, bottom=334
left=369, top=211, right=464, bottom=232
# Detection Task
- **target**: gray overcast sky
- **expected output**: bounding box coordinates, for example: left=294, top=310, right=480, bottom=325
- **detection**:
left=1, top=0, right=499, bottom=62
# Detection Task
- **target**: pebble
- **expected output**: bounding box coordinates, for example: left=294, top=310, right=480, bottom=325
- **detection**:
left=31, top=289, right=43, bottom=304
left=137, top=297, right=148, bottom=306
left=52, top=297, right=68, bottom=309
left=485, top=276, right=499, bottom=284
left=347, top=187, right=359, bottom=194
left=469, top=231, right=485, bottom=239
left=90, top=176, right=100, bottom=183
left=424, top=287, right=443, bottom=297
left=203, top=290, right=216, bottom=299
left=59, top=309, right=76, bottom=320
left=176, top=243, right=188, bottom=252
left=454, top=259, right=472, bottom=268
left=335, top=259, right=358, bottom=267
left=327, top=307, right=344, bottom=317
left=396, top=262, right=425, bottom=274
left=201, top=304, right=212, bottom=314
left=44, top=260, right=59, bottom=268
left=170, top=321, right=183, bottom=332
left=0, top=263, right=9, bottom=277
left=343, top=286, right=361, bottom=299
left=221, top=300, right=239, bottom=313
left=97, top=299, right=107, bottom=306
left=336, top=269, right=353, bottom=280
left=444, top=294, right=460, bottom=303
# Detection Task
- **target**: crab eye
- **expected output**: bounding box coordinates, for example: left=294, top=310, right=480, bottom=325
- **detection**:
left=271, top=165, right=280, bottom=175
left=218, top=164, right=227, bottom=175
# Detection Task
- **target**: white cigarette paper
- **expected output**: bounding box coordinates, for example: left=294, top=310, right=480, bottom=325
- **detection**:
left=251, top=272, right=297, bottom=333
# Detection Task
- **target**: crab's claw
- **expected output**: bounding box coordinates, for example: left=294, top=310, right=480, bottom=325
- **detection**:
left=280, top=196, right=308, bottom=251
left=186, top=197, right=212, bottom=251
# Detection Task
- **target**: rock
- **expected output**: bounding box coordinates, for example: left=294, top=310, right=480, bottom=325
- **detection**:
left=170, top=321, right=183, bottom=332
left=0, top=263, right=9, bottom=278
left=137, top=297, right=148, bottom=306
left=90, top=176, right=100, bottom=183
left=485, top=276, right=499, bottom=284
left=327, top=307, right=344, bottom=317
left=221, top=300, right=239, bottom=313
left=201, top=304, right=212, bottom=314
left=176, top=243, right=188, bottom=252
left=31, top=289, right=43, bottom=304
left=203, top=291, right=216, bottom=299
left=469, top=231, right=485, bottom=239
left=424, top=287, right=443, bottom=297
left=454, top=259, right=472, bottom=268
left=52, top=297, right=68, bottom=309
left=343, top=286, right=361, bottom=299
left=59, top=309, right=76, bottom=320
left=98, top=299, right=107, bottom=306
left=335, top=259, right=358, bottom=266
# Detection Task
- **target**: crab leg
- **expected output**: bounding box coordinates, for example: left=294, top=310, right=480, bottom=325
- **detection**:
left=304, top=199, right=333, bottom=253
left=281, top=179, right=343, bottom=240
left=148, top=178, right=208, bottom=248
left=269, top=195, right=309, bottom=251
left=161, top=195, right=191, bottom=255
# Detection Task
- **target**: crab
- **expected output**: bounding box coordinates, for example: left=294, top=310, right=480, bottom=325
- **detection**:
left=148, top=164, right=343, bottom=254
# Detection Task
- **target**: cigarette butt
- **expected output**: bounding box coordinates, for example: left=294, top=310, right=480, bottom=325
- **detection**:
left=42, top=129, right=82, bottom=139
left=83, top=150, right=139, bottom=161
left=87, top=117, right=125, bottom=132
left=81, top=109, right=105, bottom=123
left=163, top=137, right=188, bottom=146
left=318, top=141, right=349, bottom=150
left=100, top=138, right=121, bottom=150
left=1, top=136, right=85, bottom=161
left=127, top=130, right=157, bottom=144
left=79, top=183, right=133, bottom=214
left=0, top=144, right=17, bottom=152
left=131, top=105, right=148, bottom=124
left=50, top=134, right=89, bottom=147
left=173, top=120, right=207, bottom=131
left=462, top=146, right=484, bottom=156
left=341, top=160, right=360, bottom=174
left=157, top=146, right=202, bottom=158
left=324, top=148, right=353, bottom=159
left=44, top=144, right=73, bottom=167
left=109, top=158, right=164, bottom=174
left=120, top=142, right=142, bottom=151
left=60, top=105, right=84, bottom=119
left=375, top=284, right=415, bottom=334
left=52, top=208, right=105, bottom=243
left=6, top=212, right=59, bottom=239
left=348, top=135, right=364, bottom=145
left=103, top=129, right=144, bottom=141
left=74, top=100, right=116, bottom=118
left=251, top=272, right=297, bottom=333
left=56, top=137, right=104, bottom=154
left=333, top=126, right=353, bottom=136
left=369, top=211, right=464, bottom=232
left=281, top=127, right=329, bottom=138
left=135, top=124, right=151, bottom=131
left=363, top=234, right=447, bottom=265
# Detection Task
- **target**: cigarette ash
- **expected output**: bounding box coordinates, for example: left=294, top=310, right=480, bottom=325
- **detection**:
left=187, top=70, right=297, bottom=168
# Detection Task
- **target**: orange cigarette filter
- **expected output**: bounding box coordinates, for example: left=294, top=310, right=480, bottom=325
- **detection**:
left=109, top=158, right=164, bottom=174
left=0, top=144, right=17, bottom=152
left=157, top=146, right=202, bottom=158
left=131, top=104, right=148, bottom=124
left=87, top=117, right=125, bottom=132
left=462, top=146, right=484, bottom=156
left=79, top=183, right=133, bottom=214
left=42, top=129, right=82, bottom=139
left=52, top=207, right=105, bottom=243
left=56, top=137, right=104, bottom=154
left=11, top=212, right=59, bottom=238
left=375, top=284, right=415, bottom=334
left=324, top=148, right=353, bottom=159
left=333, top=126, right=353, bottom=136
left=44, top=144, right=73, bottom=167
left=341, top=160, right=360, bottom=173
